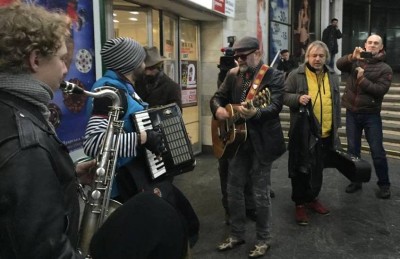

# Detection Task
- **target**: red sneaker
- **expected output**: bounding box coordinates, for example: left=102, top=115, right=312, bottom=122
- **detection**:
left=307, top=199, right=330, bottom=215
left=295, top=205, right=308, bottom=226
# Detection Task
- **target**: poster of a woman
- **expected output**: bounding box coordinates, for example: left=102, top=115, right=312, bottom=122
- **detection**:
left=257, top=0, right=268, bottom=62
left=294, top=0, right=313, bottom=61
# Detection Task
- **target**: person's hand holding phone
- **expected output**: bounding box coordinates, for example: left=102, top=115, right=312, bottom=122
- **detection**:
left=352, top=47, right=363, bottom=60
left=360, top=51, right=373, bottom=59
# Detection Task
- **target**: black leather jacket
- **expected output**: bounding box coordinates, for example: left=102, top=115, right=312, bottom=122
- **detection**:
left=210, top=64, right=286, bottom=163
left=0, top=92, right=82, bottom=259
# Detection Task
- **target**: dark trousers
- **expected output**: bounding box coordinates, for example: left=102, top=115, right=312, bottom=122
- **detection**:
left=329, top=52, right=336, bottom=69
left=218, top=158, right=255, bottom=214
left=291, top=136, right=332, bottom=205
left=227, top=139, right=272, bottom=241
left=345, top=110, right=390, bottom=186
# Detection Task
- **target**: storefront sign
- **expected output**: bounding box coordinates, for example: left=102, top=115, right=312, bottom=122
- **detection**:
left=181, top=41, right=197, bottom=60
left=213, top=0, right=225, bottom=13
left=213, top=0, right=235, bottom=17
left=224, top=0, right=235, bottom=17
left=187, top=0, right=235, bottom=18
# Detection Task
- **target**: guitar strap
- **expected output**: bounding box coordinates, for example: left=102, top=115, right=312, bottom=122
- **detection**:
left=245, top=64, right=269, bottom=102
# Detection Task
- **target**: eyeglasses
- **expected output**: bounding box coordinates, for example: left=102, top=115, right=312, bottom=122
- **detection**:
left=234, top=50, right=257, bottom=61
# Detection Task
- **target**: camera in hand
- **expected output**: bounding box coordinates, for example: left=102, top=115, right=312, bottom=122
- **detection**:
left=360, top=51, right=373, bottom=59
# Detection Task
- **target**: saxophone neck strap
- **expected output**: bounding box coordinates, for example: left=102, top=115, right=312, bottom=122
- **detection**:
left=245, top=64, right=269, bottom=102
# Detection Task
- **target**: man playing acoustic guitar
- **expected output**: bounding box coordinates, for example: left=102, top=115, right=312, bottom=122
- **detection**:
left=210, top=36, right=286, bottom=258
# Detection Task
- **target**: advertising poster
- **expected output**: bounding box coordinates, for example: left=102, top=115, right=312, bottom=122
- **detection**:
left=268, top=0, right=290, bottom=65
left=181, top=60, right=198, bottom=106
left=165, top=39, right=174, bottom=59
left=269, top=22, right=290, bottom=65
left=17, top=0, right=96, bottom=151
left=180, top=41, right=197, bottom=60
left=257, top=0, right=268, bottom=61
left=293, top=0, right=315, bottom=61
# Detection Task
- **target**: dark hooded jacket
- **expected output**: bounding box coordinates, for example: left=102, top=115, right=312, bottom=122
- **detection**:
left=336, top=51, right=392, bottom=113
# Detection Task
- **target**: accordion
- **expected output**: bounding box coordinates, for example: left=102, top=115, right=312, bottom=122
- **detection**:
left=131, top=103, right=196, bottom=179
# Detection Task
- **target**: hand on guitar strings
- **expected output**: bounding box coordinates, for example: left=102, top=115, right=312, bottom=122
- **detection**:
left=215, top=106, right=230, bottom=120
left=239, top=101, right=257, bottom=120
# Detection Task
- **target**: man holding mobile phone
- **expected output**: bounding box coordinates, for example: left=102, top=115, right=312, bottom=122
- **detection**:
left=336, top=34, right=393, bottom=199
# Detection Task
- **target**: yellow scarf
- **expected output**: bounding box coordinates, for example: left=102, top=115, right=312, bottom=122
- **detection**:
left=305, top=67, right=332, bottom=138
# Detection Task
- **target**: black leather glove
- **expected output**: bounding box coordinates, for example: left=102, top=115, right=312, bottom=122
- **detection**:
left=144, top=129, right=165, bottom=156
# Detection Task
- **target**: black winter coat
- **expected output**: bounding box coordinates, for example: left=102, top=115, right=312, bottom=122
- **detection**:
left=210, top=64, right=286, bottom=163
left=0, top=92, right=82, bottom=259
left=135, top=72, right=182, bottom=109
left=322, top=25, right=342, bottom=54
left=336, top=51, right=392, bottom=113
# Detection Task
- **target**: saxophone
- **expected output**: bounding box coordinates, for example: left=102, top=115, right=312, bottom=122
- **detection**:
left=61, top=81, right=124, bottom=258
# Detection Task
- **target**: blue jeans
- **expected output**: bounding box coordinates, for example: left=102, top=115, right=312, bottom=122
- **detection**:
left=329, top=52, right=335, bottom=69
left=227, top=139, right=272, bottom=242
left=345, top=110, right=390, bottom=186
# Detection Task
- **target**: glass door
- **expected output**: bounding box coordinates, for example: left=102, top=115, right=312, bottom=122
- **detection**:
left=179, top=18, right=201, bottom=154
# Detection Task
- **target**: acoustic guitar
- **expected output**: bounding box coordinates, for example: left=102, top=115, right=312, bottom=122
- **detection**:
left=211, top=89, right=271, bottom=159
left=211, top=103, right=246, bottom=159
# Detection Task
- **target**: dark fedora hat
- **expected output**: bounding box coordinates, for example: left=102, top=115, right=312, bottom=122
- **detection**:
left=144, top=46, right=165, bottom=68
left=233, top=36, right=260, bottom=52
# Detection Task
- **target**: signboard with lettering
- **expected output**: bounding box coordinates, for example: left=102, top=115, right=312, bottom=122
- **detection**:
left=180, top=41, right=197, bottom=60
left=213, top=0, right=235, bottom=17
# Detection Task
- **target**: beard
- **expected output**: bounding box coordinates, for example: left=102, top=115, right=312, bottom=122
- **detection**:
left=133, top=67, right=145, bottom=80
left=239, top=64, right=249, bottom=73
left=144, top=75, right=157, bottom=84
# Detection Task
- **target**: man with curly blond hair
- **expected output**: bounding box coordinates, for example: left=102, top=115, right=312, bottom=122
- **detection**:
left=0, top=3, right=93, bottom=258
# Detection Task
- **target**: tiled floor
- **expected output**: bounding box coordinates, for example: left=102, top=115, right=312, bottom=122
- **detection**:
left=174, top=151, right=400, bottom=259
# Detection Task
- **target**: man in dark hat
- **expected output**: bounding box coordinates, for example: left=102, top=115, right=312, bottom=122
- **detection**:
left=210, top=36, right=286, bottom=258
left=135, top=46, right=182, bottom=109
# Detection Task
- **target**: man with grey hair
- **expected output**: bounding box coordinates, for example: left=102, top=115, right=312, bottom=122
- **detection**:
left=337, top=34, right=392, bottom=199
left=284, top=41, right=341, bottom=226
left=211, top=36, right=286, bottom=258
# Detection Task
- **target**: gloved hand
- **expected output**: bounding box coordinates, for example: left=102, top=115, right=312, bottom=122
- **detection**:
left=144, top=129, right=165, bottom=156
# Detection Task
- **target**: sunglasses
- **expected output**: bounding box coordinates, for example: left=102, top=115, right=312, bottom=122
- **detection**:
left=234, top=49, right=257, bottom=61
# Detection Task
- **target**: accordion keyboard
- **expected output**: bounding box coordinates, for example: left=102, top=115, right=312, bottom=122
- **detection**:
left=132, top=103, right=195, bottom=179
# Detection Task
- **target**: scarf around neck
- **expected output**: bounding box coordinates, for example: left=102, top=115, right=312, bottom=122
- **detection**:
left=0, top=73, right=55, bottom=132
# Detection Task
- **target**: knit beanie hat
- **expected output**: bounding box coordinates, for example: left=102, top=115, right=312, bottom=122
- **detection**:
left=101, top=37, right=146, bottom=75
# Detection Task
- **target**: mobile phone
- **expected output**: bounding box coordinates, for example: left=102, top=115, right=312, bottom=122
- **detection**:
left=360, top=52, right=373, bottom=59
